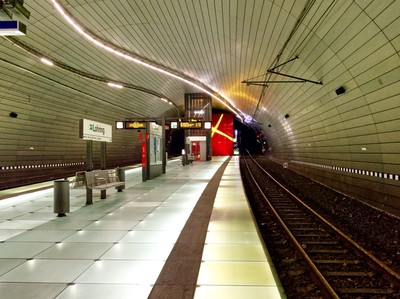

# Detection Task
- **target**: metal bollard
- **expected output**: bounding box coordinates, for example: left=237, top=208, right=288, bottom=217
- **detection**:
left=181, top=149, right=186, bottom=166
left=54, top=179, right=70, bottom=217
left=116, top=168, right=125, bottom=192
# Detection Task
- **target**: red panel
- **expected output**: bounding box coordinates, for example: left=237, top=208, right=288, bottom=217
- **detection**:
left=212, top=113, right=233, bottom=156
left=191, top=141, right=200, bottom=160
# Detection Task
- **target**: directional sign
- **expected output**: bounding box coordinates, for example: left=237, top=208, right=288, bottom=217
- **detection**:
left=0, top=21, right=26, bottom=36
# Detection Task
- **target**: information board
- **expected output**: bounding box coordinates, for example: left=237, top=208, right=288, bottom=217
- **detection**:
left=179, top=121, right=202, bottom=129
left=125, top=121, right=146, bottom=129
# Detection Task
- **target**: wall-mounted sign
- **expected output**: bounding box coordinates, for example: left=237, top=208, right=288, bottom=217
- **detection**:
left=186, top=136, right=207, bottom=142
left=203, top=121, right=212, bottom=129
left=115, top=121, right=124, bottom=129
left=125, top=121, right=146, bottom=129
left=79, top=119, right=112, bottom=142
left=170, top=121, right=178, bottom=129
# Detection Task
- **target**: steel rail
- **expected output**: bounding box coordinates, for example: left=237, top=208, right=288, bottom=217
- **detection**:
left=242, top=156, right=340, bottom=299
left=247, top=155, right=400, bottom=285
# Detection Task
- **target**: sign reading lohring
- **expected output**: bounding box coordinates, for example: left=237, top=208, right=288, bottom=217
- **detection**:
left=79, top=119, right=112, bottom=142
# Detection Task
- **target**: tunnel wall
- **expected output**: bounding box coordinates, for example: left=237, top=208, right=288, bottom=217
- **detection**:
left=0, top=96, right=141, bottom=190
left=288, top=161, right=400, bottom=217
left=261, top=2, right=400, bottom=217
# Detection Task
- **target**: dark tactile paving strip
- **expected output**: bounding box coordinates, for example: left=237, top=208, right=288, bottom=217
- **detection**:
left=148, top=157, right=231, bottom=299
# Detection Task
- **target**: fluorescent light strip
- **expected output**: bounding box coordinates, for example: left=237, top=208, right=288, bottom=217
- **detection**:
left=107, top=82, right=123, bottom=89
left=40, top=57, right=53, bottom=66
left=50, top=0, right=244, bottom=121
left=6, top=36, right=176, bottom=111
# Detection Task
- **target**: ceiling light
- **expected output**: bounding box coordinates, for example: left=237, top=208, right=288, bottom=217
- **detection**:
left=40, top=58, right=54, bottom=66
left=107, top=82, right=123, bottom=89
left=161, top=98, right=168, bottom=103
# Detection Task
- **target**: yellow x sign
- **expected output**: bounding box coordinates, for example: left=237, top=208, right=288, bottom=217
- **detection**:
left=211, top=114, right=234, bottom=141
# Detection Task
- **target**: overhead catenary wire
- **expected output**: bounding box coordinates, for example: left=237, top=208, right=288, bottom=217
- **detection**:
left=252, top=0, right=317, bottom=118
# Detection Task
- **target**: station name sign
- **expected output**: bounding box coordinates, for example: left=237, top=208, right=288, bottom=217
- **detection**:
left=79, top=119, right=112, bottom=142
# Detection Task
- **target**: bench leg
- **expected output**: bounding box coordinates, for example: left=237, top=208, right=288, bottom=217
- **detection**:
left=116, top=185, right=125, bottom=192
left=86, top=188, right=93, bottom=205
left=101, top=190, right=106, bottom=199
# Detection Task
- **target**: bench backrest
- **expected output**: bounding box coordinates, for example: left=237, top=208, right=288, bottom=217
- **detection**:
left=107, top=169, right=119, bottom=182
left=76, top=171, right=86, bottom=184
left=85, top=170, right=118, bottom=188
left=70, top=171, right=86, bottom=188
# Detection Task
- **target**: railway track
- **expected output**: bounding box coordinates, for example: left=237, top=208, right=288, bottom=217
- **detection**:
left=241, top=155, right=400, bottom=298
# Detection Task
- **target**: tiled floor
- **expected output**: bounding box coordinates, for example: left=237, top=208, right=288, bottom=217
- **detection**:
left=194, top=157, right=284, bottom=299
left=0, top=157, right=285, bottom=299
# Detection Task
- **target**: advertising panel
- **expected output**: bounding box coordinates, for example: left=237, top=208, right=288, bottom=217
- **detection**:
left=212, top=113, right=233, bottom=156
left=149, top=122, right=162, bottom=165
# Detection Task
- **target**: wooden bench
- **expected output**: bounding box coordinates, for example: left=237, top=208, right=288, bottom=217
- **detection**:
left=84, top=169, right=125, bottom=198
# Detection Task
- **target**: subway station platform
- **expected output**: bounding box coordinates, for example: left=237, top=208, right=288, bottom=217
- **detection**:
left=0, top=157, right=284, bottom=299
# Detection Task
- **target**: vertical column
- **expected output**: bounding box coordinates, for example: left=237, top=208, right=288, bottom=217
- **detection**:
left=86, top=140, right=93, bottom=205
left=206, top=130, right=212, bottom=160
left=100, top=141, right=107, bottom=199
left=140, top=132, right=145, bottom=182
left=162, top=117, right=166, bottom=174
left=145, top=121, right=150, bottom=181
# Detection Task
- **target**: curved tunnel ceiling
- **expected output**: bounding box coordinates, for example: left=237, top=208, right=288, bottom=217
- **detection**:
left=1, top=0, right=399, bottom=150
left=1, top=0, right=324, bottom=122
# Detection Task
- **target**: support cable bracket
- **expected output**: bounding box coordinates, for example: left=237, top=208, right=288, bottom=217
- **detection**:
left=242, top=56, right=322, bottom=86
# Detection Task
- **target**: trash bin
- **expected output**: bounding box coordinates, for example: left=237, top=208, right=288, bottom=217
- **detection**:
left=116, top=168, right=125, bottom=191
left=54, top=179, right=70, bottom=217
